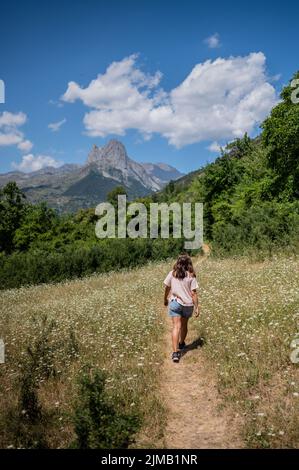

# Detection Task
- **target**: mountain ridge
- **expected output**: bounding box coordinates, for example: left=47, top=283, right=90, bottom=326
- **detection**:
left=0, top=139, right=184, bottom=212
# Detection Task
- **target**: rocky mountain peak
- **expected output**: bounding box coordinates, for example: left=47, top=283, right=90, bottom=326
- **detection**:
left=87, top=144, right=100, bottom=164
left=87, top=139, right=128, bottom=168
left=103, top=139, right=128, bottom=167
left=0, top=138, right=183, bottom=212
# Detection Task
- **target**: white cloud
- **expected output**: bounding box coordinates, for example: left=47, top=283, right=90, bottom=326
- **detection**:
left=62, top=54, right=162, bottom=110
left=0, top=112, right=26, bottom=148
left=62, top=52, right=278, bottom=148
left=48, top=118, right=66, bottom=132
left=0, top=111, right=33, bottom=152
left=12, top=154, right=63, bottom=172
left=0, top=132, right=23, bottom=146
left=204, top=33, right=221, bottom=49
left=17, top=139, right=33, bottom=152
left=208, top=141, right=221, bottom=153
left=0, top=111, right=27, bottom=128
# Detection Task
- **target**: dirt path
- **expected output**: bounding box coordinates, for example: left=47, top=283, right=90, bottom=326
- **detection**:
left=161, top=319, right=242, bottom=448
left=161, top=250, right=243, bottom=449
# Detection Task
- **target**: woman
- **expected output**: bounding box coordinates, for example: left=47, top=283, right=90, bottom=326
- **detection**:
left=163, top=253, right=200, bottom=363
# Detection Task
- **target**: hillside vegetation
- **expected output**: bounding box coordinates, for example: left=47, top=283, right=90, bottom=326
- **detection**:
left=154, top=71, right=299, bottom=256
left=0, top=256, right=298, bottom=448
left=0, top=72, right=299, bottom=288
left=0, top=262, right=167, bottom=448
left=197, top=256, right=299, bottom=448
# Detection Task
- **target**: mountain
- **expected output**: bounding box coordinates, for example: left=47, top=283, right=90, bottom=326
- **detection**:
left=0, top=140, right=184, bottom=212
left=141, top=162, right=183, bottom=184
left=85, top=140, right=161, bottom=191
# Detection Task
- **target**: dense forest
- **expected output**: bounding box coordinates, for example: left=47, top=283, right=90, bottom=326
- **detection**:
left=0, top=72, right=298, bottom=289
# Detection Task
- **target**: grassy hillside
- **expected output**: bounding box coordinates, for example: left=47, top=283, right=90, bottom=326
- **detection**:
left=1, top=256, right=298, bottom=448
left=0, top=261, right=167, bottom=449
left=197, top=255, right=299, bottom=448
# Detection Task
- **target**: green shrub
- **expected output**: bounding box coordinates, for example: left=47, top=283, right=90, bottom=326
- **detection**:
left=0, top=237, right=185, bottom=289
left=3, top=316, right=60, bottom=448
left=73, top=369, right=140, bottom=449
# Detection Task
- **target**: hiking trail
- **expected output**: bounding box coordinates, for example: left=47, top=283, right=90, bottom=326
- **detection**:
left=160, top=246, right=243, bottom=449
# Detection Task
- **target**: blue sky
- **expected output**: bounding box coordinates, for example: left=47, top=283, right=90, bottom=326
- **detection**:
left=0, top=0, right=298, bottom=174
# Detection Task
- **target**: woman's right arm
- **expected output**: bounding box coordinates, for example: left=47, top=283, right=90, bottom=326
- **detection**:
left=164, top=285, right=171, bottom=306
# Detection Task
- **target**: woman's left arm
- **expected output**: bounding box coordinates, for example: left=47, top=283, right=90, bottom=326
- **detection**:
left=192, top=290, right=200, bottom=317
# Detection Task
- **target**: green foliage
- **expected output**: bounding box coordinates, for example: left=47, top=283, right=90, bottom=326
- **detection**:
left=3, top=316, right=62, bottom=448
left=107, top=185, right=128, bottom=207
left=13, top=202, right=58, bottom=251
left=0, top=237, right=185, bottom=289
left=261, top=71, right=299, bottom=199
left=212, top=201, right=299, bottom=256
left=225, top=132, right=253, bottom=155
left=0, top=72, right=299, bottom=281
left=0, top=181, right=27, bottom=253
left=155, top=76, right=299, bottom=255
left=73, top=369, right=140, bottom=449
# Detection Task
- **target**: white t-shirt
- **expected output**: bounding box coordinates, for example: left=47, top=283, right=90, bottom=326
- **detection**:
left=163, top=270, right=199, bottom=306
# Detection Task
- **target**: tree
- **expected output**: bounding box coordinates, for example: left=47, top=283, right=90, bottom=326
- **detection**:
left=107, top=186, right=128, bottom=207
left=225, top=133, right=253, bottom=157
left=261, top=71, right=299, bottom=199
left=166, top=180, right=175, bottom=195
left=13, top=202, right=58, bottom=251
left=0, top=182, right=27, bottom=253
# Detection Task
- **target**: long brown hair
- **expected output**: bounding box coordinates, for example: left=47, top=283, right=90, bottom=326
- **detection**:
left=172, top=253, right=196, bottom=280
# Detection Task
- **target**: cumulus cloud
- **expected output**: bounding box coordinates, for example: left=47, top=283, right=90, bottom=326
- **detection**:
left=17, top=139, right=34, bottom=152
left=204, top=33, right=221, bottom=49
left=207, top=141, right=221, bottom=153
left=12, top=154, right=63, bottom=172
left=0, top=132, right=23, bottom=146
left=0, top=111, right=33, bottom=152
left=0, top=111, right=27, bottom=128
left=48, top=118, right=66, bottom=132
left=62, top=52, right=278, bottom=148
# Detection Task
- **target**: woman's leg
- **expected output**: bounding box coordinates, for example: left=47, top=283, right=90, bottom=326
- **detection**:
left=171, top=316, right=181, bottom=352
left=180, top=317, right=189, bottom=344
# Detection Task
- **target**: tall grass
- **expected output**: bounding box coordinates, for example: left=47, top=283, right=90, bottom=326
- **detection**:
left=0, top=261, right=168, bottom=448
left=0, top=255, right=298, bottom=448
left=196, top=255, right=299, bottom=448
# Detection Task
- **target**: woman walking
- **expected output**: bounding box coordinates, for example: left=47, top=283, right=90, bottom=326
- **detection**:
left=163, top=253, right=200, bottom=363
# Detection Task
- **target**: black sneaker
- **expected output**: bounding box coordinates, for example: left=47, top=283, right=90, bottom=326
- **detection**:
left=178, top=341, right=186, bottom=350
left=172, top=352, right=180, bottom=363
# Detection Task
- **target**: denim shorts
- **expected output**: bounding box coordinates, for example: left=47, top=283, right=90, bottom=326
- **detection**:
left=168, top=299, right=194, bottom=318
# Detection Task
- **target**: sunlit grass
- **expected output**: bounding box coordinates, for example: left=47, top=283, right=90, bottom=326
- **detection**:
left=196, top=255, right=299, bottom=448
left=0, top=255, right=298, bottom=448
left=0, top=262, right=168, bottom=448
